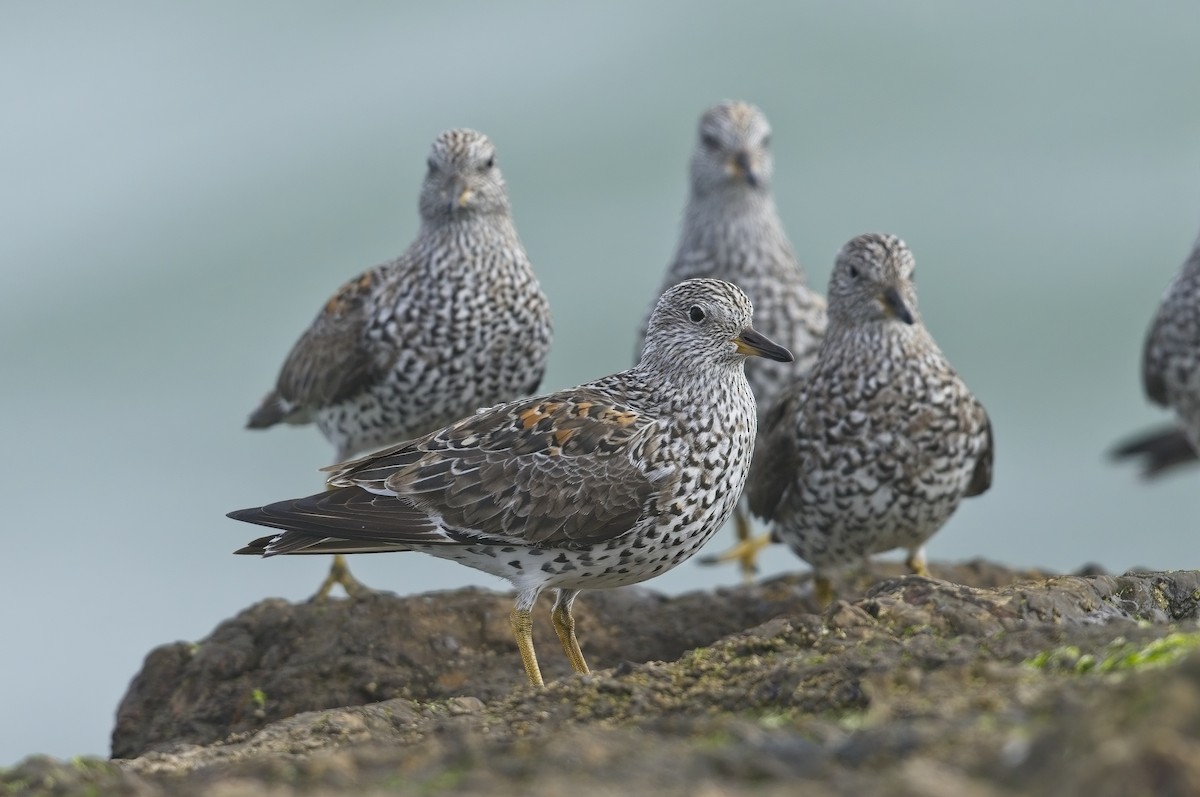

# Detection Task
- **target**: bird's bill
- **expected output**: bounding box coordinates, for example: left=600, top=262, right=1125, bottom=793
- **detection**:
left=733, top=327, right=793, bottom=362
left=728, top=150, right=759, bottom=187
left=881, top=286, right=915, bottom=325
left=446, top=178, right=474, bottom=211
left=457, top=187, right=474, bottom=207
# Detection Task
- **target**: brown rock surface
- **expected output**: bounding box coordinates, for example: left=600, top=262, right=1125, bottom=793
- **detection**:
left=8, top=562, right=1200, bottom=796
left=110, top=559, right=1036, bottom=758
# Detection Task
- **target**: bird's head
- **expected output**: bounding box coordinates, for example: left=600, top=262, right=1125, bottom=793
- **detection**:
left=689, top=101, right=774, bottom=197
left=419, top=128, right=510, bottom=221
left=641, top=278, right=793, bottom=371
left=827, top=233, right=920, bottom=328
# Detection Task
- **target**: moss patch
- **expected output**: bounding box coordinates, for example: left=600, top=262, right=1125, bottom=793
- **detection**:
left=1025, top=632, right=1200, bottom=674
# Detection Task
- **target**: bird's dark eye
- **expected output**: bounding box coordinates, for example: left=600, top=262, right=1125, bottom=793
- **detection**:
left=700, top=133, right=720, bottom=151
left=483, top=155, right=495, bottom=170
left=688, top=306, right=706, bottom=323
left=848, top=265, right=860, bottom=279
left=426, top=158, right=438, bottom=173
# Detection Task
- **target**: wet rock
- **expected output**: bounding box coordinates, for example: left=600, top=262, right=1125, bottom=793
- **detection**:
left=11, top=562, right=1200, bottom=796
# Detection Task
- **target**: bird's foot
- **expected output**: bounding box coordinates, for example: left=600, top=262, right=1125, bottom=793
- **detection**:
left=698, top=532, right=773, bottom=584
left=905, top=550, right=931, bottom=578
left=308, top=554, right=375, bottom=602
left=814, top=574, right=835, bottom=609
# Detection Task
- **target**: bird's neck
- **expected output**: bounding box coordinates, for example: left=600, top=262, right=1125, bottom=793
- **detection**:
left=822, top=317, right=932, bottom=361
left=418, top=211, right=519, bottom=248
left=681, top=190, right=798, bottom=275
left=411, top=214, right=523, bottom=273
left=635, top=353, right=752, bottom=413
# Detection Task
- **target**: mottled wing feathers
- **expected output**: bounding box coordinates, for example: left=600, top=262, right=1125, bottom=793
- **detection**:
left=964, top=412, right=994, bottom=498
left=275, top=268, right=383, bottom=411
left=745, top=388, right=802, bottom=521
left=1142, top=260, right=1200, bottom=409
left=748, top=361, right=993, bottom=519
left=318, top=389, right=666, bottom=548
left=1141, top=321, right=1170, bottom=407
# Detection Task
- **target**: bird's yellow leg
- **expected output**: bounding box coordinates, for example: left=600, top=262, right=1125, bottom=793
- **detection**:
left=697, top=508, right=772, bottom=583
left=905, top=547, right=931, bottom=577
left=814, top=573, right=835, bottom=609
left=551, top=590, right=589, bottom=675
left=510, top=606, right=544, bottom=686
left=308, top=553, right=374, bottom=602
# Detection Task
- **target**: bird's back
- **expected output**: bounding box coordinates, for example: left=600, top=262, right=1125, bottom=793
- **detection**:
left=247, top=220, right=551, bottom=461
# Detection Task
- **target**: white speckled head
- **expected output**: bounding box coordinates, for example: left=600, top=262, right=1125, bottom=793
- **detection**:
left=641, top=278, right=793, bottom=371
left=689, top=101, right=774, bottom=198
left=419, top=129, right=510, bottom=221
left=827, top=233, right=920, bottom=328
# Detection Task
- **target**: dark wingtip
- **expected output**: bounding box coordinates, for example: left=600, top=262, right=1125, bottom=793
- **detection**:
left=1110, top=425, right=1197, bottom=479
left=245, top=409, right=281, bottom=430
left=230, top=510, right=272, bottom=555
left=233, top=534, right=275, bottom=556
left=245, top=393, right=286, bottom=429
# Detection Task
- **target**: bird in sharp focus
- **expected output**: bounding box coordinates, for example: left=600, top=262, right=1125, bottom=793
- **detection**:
left=231, top=278, right=792, bottom=686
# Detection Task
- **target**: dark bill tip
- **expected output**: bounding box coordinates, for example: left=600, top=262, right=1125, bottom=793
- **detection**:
left=883, top=286, right=915, bottom=325
left=734, top=327, right=794, bottom=363
left=733, top=150, right=758, bottom=187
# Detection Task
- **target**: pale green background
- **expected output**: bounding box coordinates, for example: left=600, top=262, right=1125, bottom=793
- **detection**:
left=3, top=1, right=1199, bottom=764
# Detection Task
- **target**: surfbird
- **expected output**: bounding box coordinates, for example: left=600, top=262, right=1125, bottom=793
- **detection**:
left=243, top=128, right=552, bottom=599
left=637, top=100, right=827, bottom=580
left=746, top=233, right=993, bottom=606
left=230, top=279, right=792, bottom=686
left=1112, top=227, right=1200, bottom=477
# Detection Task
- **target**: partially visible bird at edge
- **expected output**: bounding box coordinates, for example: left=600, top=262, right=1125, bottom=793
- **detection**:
left=1111, top=226, right=1200, bottom=478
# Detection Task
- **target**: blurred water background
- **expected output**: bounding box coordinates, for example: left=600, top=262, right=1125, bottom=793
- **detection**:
left=3, top=0, right=1200, bottom=765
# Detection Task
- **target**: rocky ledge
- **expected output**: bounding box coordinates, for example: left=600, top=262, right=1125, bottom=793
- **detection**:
left=6, top=561, right=1200, bottom=796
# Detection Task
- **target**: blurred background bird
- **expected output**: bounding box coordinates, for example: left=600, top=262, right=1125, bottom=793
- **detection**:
left=746, top=234, right=992, bottom=606
left=636, top=100, right=826, bottom=581
left=242, top=129, right=552, bottom=600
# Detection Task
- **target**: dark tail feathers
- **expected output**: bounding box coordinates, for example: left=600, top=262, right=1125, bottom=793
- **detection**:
left=1110, top=424, right=1197, bottom=479
left=245, top=391, right=288, bottom=429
